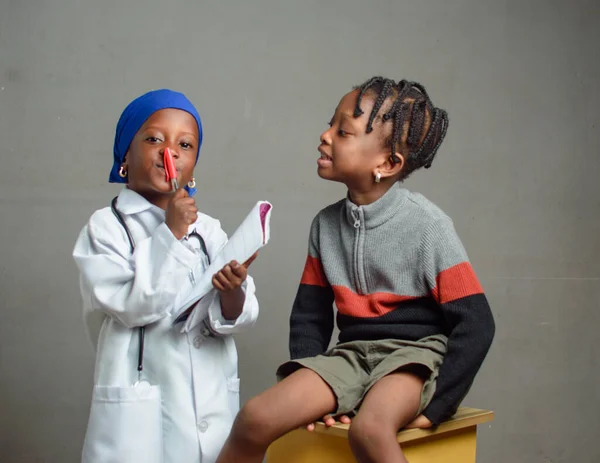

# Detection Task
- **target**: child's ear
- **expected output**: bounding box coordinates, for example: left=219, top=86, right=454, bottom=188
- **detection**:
left=375, top=152, right=404, bottom=180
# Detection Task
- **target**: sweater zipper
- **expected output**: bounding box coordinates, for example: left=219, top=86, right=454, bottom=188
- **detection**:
left=351, top=209, right=365, bottom=295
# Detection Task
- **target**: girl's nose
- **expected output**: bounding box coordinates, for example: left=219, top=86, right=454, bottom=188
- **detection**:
left=161, top=147, right=180, bottom=158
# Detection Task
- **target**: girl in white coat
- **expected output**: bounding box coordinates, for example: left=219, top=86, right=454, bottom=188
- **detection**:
left=73, top=89, right=259, bottom=463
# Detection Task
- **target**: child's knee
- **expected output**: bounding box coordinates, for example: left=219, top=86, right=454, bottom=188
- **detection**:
left=348, top=414, right=384, bottom=448
left=349, top=412, right=403, bottom=453
left=236, top=396, right=269, bottom=430
left=232, top=396, right=276, bottom=446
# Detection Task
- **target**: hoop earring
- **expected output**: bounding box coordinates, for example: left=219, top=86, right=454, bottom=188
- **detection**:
left=374, top=172, right=381, bottom=183
left=118, top=165, right=128, bottom=178
left=187, top=178, right=196, bottom=189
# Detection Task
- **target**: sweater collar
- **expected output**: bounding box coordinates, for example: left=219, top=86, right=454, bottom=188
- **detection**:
left=344, top=183, right=409, bottom=229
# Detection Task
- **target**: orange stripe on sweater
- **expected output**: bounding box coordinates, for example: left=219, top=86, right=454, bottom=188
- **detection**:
left=332, top=286, right=418, bottom=318
left=300, top=255, right=329, bottom=287
left=431, top=262, right=483, bottom=304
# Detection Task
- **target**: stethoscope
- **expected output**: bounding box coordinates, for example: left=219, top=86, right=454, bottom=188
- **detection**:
left=110, top=197, right=150, bottom=388
left=110, top=196, right=211, bottom=388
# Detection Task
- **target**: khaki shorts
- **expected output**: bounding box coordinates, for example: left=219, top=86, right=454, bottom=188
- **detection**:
left=277, top=335, right=447, bottom=416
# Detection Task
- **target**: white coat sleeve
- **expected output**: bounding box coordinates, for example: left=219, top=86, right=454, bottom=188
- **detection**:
left=206, top=275, right=259, bottom=335
left=73, top=211, right=201, bottom=328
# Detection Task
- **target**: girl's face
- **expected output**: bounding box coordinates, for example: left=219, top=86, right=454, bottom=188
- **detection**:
left=123, top=108, right=199, bottom=208
left=317, top=89, right=395, bottom=192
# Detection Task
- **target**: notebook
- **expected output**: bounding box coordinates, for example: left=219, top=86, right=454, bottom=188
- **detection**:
left=173, top=201, right=272, bottom=325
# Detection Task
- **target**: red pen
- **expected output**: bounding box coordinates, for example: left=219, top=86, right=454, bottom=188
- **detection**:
left=163, top=148, right=179, bottom=191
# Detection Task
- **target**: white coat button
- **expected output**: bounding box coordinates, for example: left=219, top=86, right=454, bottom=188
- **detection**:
left=201, top=327, right=211, bottom=337
left=193, top=336, right=202, bottom=348
left=197, top=421, right=209, bottom=433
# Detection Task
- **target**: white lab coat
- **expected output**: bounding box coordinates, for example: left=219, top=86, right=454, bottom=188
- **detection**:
left=73, top=188, right=259, bottom=463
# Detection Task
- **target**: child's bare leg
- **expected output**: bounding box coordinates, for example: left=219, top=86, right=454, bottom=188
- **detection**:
left=348, top=371, right=424, bottom=463
left=216, top=368, right=337, bottom=463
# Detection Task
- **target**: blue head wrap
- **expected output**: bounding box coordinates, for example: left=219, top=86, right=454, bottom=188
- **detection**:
left=109, top=89, right=203, bottom=195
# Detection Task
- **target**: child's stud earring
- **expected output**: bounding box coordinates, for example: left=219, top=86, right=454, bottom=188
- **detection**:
left=374, top=172, right=381, bottom=183
left=118, top=165, right=128, bottom=178
left=187, top=178, right=196, bottom=189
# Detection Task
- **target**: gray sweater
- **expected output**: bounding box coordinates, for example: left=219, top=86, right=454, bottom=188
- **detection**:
left=289, top=183, right=495, bottom=424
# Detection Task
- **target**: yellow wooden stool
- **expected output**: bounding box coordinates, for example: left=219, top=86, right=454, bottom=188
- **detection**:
left=266, top=407, right=494, bottom=462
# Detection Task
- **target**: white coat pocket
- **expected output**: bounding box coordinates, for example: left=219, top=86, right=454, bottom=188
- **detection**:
left=226, top=377, right=241, bottom=418
left=82, top=384, right=163, bottom=463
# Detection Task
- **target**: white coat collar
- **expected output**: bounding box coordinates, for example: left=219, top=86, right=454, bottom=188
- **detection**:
left=115, top=187, right=163, bottom=216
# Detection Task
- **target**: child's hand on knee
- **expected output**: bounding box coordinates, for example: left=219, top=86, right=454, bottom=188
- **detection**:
left=405, top=414, right=433, bottom=429
left=306, top=414, right=352, bottom=432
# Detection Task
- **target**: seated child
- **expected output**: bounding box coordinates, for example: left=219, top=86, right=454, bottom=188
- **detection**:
left=216, top=77, right=495, bottom=463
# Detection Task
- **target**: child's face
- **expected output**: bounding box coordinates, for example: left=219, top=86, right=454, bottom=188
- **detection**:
left=123, top=108, right=199, bottom=205
left=318, top=89, right=391, bottom=190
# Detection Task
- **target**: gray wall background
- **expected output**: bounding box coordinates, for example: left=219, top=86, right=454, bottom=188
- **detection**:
left=1, top=0, right=598, bottom=461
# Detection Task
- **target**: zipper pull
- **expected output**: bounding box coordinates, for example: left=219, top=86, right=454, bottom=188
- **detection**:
left=351, top=210, right=361, bottom=228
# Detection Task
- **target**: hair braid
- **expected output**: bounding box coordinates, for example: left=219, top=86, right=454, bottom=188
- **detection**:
left=366, top=79, right=394, bottom=133
left=390, top=102, right=409, bottom=164
left=353, top=77, right=449, bottom=180
left=415, top=108, right=449, bottom=169
left=406, top=100, right=427, bottom=148
left=354, top=76, right=385, bottom=117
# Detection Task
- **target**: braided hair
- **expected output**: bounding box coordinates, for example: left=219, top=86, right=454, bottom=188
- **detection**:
left=354, top=77, right=449, bottom=180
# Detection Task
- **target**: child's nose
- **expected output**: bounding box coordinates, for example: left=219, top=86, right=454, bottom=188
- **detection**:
left=161, top=147, right=180, bottom=158
left=320, top=128, right=332, bottom=145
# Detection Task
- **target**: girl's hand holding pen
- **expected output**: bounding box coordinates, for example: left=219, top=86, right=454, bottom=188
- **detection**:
left=165, top=188, right=198, bottom=240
